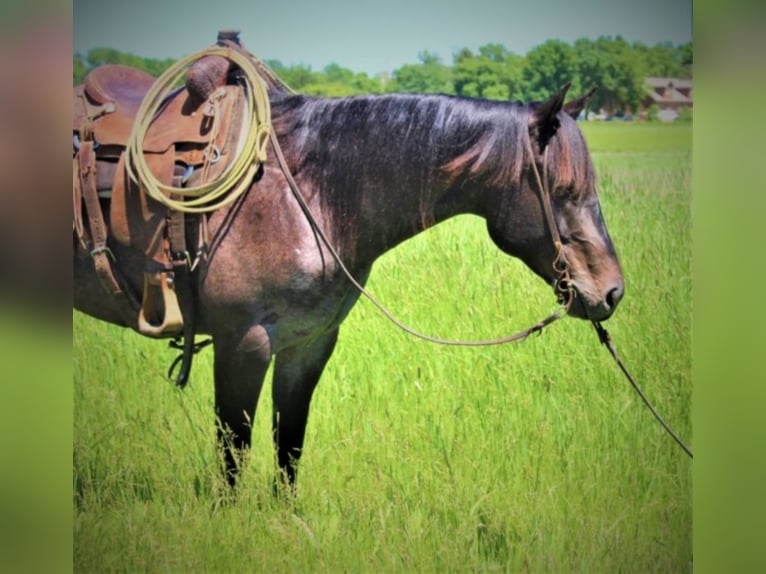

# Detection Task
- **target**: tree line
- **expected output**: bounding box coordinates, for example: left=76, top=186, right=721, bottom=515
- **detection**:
left=74, top=36, right=691, bottom=116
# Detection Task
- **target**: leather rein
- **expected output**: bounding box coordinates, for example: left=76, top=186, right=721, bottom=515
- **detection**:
left=270, top=129, right=574, bottom=347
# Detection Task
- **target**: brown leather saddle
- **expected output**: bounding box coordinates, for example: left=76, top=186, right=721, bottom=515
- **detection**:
left=73, top=56, right=246, bottom=340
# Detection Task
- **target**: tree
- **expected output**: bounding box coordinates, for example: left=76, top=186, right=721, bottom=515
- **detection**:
left=83, top=48, right=175, bottom=77
left=452, top=43, right=524, bottom=101
left=676, top=42, right=693, bottom=78
left=574, top=36, right=647, bottom=116
left=573, top=38, right=603, bottom=117
left=74, top=53, right=88, bottom=84
left=387, top=51, right=454, bottom=94
left=322, top=63, right=354, bottom=85
left=300, top=82, right=358, bottom=97
left=349, top=72, right=386, bottom=94
left=301, top=63, right=360, bottom=96
left=523, top=39, right=581, bottom=102
left=265, top=60, right=318, bottom=91
left=632, top=41, right=685, bottom=78
left=72, top=39, right=692, bottom=107
left=605, top=37, right=648, bottom=115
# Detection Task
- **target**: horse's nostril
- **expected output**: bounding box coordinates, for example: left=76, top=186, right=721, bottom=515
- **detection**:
left=606, top=283, right=624, bottom=309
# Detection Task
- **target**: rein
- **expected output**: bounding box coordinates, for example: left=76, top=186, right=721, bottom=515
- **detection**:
left=270, top=130, right=573, bottom=346
left=592, top=321, right=694, bottom=458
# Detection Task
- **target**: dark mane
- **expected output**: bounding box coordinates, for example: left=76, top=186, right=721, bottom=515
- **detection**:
left=270, top=92, right=595, bottom=237
left=445, top=98, right=596, bottom=198
left=272, top=93, right=535, bottom=186
left=440, top=99, right=533, bottom=188
left=544, top=113, right=597, bottom=199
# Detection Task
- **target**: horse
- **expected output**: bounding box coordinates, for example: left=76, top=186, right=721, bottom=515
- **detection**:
left=73, top=67, right=624, bottom=489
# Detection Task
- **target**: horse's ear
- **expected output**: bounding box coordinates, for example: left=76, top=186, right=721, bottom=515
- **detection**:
left=563, top=86, right=597, bottom=120
left=529, top=83, right=571, bottom=151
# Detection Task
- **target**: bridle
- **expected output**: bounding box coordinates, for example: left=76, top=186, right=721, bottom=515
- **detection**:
left=524, top=138, right=574, bottom=307
left=270, top=130, right=574, bottom=347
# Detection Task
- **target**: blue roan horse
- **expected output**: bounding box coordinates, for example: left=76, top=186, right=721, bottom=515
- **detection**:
left=74, top=64, right=624, bottom=488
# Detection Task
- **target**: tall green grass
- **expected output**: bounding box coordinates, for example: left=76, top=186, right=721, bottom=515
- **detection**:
left=74, top=123, right=691, bottom=572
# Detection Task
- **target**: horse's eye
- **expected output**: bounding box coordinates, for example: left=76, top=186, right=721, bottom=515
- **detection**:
left=555, top=186, right=576, bottom=201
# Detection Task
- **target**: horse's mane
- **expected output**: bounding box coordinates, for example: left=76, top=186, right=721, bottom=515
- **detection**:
left=271, top=93, right=533, bottom=186
left=541, top=109, right=597, bottom=199
left=439, top=98, right=532, bottom=188
left=269, top=92, right=595, bottom=230
left=443, top=98, right=596, bottom=198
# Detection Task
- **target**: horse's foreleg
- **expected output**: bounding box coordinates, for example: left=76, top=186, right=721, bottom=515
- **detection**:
left=213, top=325, right=272, bottom=488
left=272, top=329, right=339, bottom=486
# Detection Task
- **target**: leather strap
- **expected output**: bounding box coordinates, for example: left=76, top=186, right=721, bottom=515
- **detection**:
left=525, top=141, right=572, bottom=302
left=78, top=141, right=139, bottom=324
left=168, top=206, right=199, bottom=388
left=73, top=156, right=87, bottom=249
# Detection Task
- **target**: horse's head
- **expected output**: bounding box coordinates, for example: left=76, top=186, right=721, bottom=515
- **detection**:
left=485, top=85, right=624, bottom=321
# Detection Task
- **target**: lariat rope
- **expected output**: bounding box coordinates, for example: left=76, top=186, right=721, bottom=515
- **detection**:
left=124, top=45, right=271, bottom=213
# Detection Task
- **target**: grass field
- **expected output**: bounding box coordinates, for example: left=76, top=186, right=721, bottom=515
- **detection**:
left=74, top=122, right=692, bottom=572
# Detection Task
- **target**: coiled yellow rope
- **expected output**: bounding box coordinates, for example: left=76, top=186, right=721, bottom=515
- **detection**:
left=124, top=46, right=271, bottom=213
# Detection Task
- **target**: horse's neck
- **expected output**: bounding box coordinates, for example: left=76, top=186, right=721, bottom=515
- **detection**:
left=279, top=94, right=489, bottom=265
left=338, top=151, right=481, bottom=266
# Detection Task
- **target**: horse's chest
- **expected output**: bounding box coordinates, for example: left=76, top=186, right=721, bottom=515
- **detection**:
left=200, top=241, right=364, bottom=346
left=270, top=248, right=362, bottom=329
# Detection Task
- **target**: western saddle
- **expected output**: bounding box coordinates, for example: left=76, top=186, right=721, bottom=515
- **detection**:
left=73, top=32, right=255, bottom=385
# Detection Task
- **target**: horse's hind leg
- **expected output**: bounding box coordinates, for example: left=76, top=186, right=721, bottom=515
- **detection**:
left=213, top=325, right=272, bottom=488
left=272, top=329, right=339, bottom=487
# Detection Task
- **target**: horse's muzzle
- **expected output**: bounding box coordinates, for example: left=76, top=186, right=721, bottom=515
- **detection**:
left=568, top=281, right=624, bottom=321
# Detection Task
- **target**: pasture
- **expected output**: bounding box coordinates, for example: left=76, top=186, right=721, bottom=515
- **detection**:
left=74, top=122, right=692, bottom=572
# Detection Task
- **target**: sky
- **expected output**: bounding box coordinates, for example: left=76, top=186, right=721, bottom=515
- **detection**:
left=74, top=0, right=692, bottom=76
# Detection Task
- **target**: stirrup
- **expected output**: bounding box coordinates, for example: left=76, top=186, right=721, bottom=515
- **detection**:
left=137, top=271, right=184, bottom=337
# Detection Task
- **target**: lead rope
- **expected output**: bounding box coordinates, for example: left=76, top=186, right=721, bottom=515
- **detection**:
left=592, top=321, right=694, bottom=458
left=528, top=140, right=693, bottom=459
left=270, top=130, right=573, bottom=346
